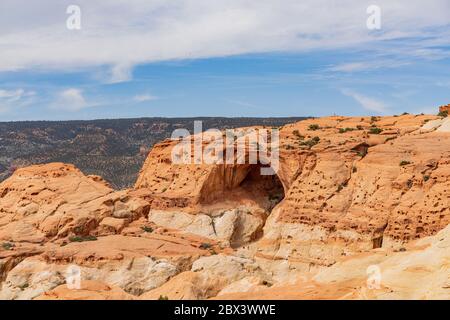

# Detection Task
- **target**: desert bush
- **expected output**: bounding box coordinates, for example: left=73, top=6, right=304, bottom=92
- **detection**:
left=2, top=242, right=14, bottom=250
left=369, top=127, right=383, bottom=134
left=69, top=235, right=97, bottom=242
left=199, top=243, right=212, bottom=250
left=141, top=226, right=154, bottom=233
left=300, top=136, right=320, bottom=148
left=308, top=124, right=320, bottom=131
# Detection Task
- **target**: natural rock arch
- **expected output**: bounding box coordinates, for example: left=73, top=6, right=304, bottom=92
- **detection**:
left=198, top=162, right=285, bottom=213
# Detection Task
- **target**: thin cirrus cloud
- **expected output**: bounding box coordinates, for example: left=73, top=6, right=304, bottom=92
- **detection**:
left=0, top=0, right=449, bottom=82
left=133, top=94, right=158, bottom=103
left=0, top=88, right=35, bottom=113
left=0, top=89, right=31, bottom=101
left=341, top=89, right=389, bottom=114
left=329, top=60, right=411, bottom=73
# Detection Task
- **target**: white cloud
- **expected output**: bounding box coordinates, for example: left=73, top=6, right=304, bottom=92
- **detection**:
left=329, top=60, right=410, bottom=73
left=0, top=89, right=35, bottom=101
left=0, top=0, right=449, bottom=80
left=329, top=62, right=373, bottom=73
left=341, top=89, right=389, bottom=114
left=133, top=93, right=158, bottom=102
left=0, top=89, right=24, bottom=101
left=109, top=63, right=133, bottom=84
left=53, top=88, right=88, bottom=111
left=0, top=88, right=35, bottom=113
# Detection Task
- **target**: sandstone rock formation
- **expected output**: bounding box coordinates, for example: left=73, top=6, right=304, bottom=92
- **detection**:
left=0, top=163, right=149, bottom=244
left=36, top=280, right=136, bottom=300
left=134, top=128, right=285, bottom=247
left=0, top=112, right=448, bottom=300
left=134, top=114, right=449, bottom=277
left=216, top=224, right=450, bottom=300
left=439, top=104, right=450, bottom=115
left=140, top=254, right=268, bottom=300
left=0, top=229, right=215, bottom=299
left=256, top=118, right=450, bottom=277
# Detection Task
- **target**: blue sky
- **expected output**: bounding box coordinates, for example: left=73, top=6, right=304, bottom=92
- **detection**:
left=0, top=0, right=449, bottom=120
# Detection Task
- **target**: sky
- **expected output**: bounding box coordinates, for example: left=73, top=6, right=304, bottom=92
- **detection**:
left=0, top=0, right=450, bottom=121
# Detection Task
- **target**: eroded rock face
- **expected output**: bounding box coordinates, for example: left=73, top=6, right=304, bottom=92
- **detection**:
left=0, top=163, right=150, bottom=243
left=0, top=163, right=219, bottom=299
left=141, top=254, right=269, bottom=300
left=257, top=118, right=449, bottom=272
left=0, top=113, right=448, bottom=300
left=148, top=206, right=266, bottom=247
left=36, top=280, right=136, bottom=300
left=135, top=127, right=285, bottom=208
left=439, top=104, right=450, bottom=114
left=216, top=224, right=450, bottom=300
left=134, top=128, right=285, bottom=246
left=0, top=234, right=211, bottom=299
left=135, top=114, right=449, bottom=273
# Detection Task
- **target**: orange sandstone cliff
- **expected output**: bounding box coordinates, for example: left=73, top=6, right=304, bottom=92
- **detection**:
left=0, top=113, right=449, bottom=300
left=440, top=104, right=450, bottom=114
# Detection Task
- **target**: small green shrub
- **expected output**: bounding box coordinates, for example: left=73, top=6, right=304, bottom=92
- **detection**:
left=141, top=226, right=154, bottom=233
left=438, top=111, right=448, bottom=117
left=399, top=160, right=411, bottom=166
left=308, top=124, right=320, bottom=131
left=19, top=283, right=29, bottom=290
left=423, top=175, right=430, bottom=182
left=2, top=242, right=14, bottom=250
left=406, top=179, right=413, bottom=188
left=369, top=127, right=383, bottom=134
left=158, top=295, right=169, bottom=300
left=339, top=127, right=355, bottom=133
left=199, top=243, right=212, bottom=250
left=300, top=136, right=320, bottom=148
left=69, top=235, right=97, bottom=243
